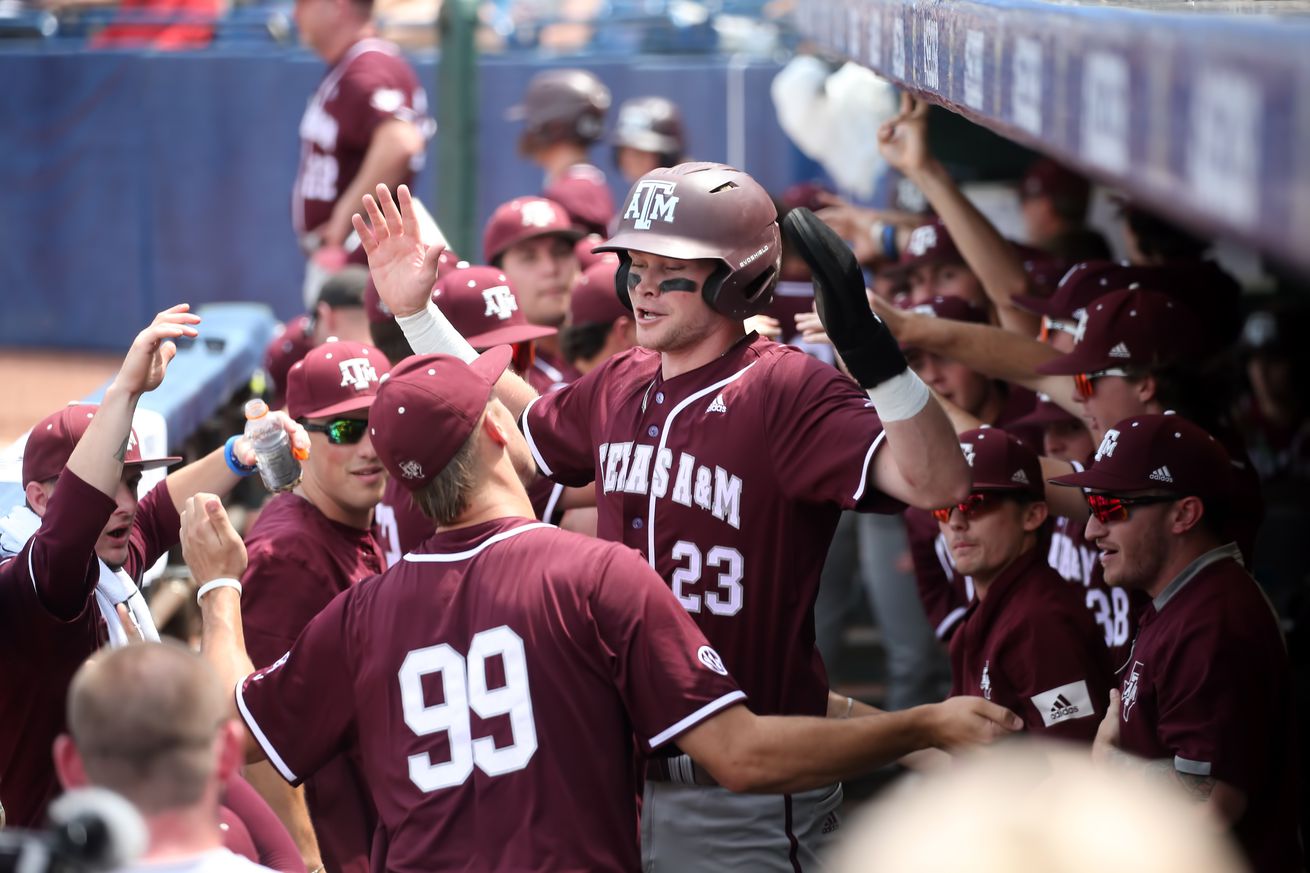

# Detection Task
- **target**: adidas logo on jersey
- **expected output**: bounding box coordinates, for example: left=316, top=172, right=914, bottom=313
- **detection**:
left=1049, top=694, right=1080, bottom=720
left=706, top=394, right=728, bottom=414
left=1108, top=341, right=1132, bottom=359
left=1011, top=469, right=1029, bottom=484
left=1148, top=466, right=1174, bottom=483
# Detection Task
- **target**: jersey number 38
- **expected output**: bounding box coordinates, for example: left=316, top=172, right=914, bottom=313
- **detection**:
left=399, top=626, right=538, bottom=791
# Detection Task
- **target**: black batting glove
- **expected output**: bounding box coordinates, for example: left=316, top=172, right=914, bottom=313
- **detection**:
left=781, top=208, right=909, bottom=388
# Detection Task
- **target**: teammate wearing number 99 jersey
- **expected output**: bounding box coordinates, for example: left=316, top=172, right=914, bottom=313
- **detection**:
left=188, top=352, right=1020, bottom=873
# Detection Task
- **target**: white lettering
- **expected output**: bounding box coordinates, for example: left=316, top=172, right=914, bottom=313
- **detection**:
left=672, top=453, right=695, bottom=507
left=650, top=448, right=673, bottom=499
left=693, top=466, right=713, bottom=512
left=712, top=467, right=742, bottom=529
left=624, top=444, right=654, bottom=494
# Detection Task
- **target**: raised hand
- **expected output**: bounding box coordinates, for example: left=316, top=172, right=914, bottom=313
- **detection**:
left=922, top=695, right=1024, bottom=749
left=877, top=91, right=932, bottom=176
left=110, top=304, right=201, bottom=397
left=231, top=410, right=310, bottom=467
left=353, top=184, right=446, bottom=319
left=180, top=494, right=248, bottom=584
left=1093, top=689, right=1123, bottom=762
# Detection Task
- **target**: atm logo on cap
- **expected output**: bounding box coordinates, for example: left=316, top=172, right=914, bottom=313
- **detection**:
left=1095, top=428, right=1120, bottom=462
left=907, top=225, right=938, bottom=256
left=339, top=358, right=379, bottom=391
left=520, top=199, right=559, bottom=228
left=624, top=180, right=679, bottom=230
left=483, top=285, right=518, bottom=321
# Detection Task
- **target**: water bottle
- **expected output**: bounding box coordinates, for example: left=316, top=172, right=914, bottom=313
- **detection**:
left=244, top=399, right=302, bottom=492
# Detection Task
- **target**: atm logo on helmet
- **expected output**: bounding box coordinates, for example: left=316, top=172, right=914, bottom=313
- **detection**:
left=624, top=180, right=679, bottom=230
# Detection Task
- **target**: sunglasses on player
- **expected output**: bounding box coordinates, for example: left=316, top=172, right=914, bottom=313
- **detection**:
left=1085, top=493, right=1177, bottom=523
left=301, top=418, right=369, bottom=445
left=511, top=341, right=536, bottom=374
left=931, top=491, right=1023, bottom=523
left=1073, top=367, right=1130, bottom=400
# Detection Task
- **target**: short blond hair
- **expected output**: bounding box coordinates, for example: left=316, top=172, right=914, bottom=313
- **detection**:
left=408, top=410, right=485, bottom=526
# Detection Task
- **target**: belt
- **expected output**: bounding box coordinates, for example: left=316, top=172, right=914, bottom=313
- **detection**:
left=645, top=754, right=719, bottom=787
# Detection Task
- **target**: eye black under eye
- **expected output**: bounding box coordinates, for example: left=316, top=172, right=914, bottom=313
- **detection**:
left=626, top=272, right=642, bottom=289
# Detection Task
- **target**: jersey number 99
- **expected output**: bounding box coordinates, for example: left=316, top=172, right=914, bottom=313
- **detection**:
left=398, top=626, right=539, bottom=791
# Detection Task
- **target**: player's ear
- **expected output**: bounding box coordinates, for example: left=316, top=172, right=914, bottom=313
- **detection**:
left=1170, top=495, right=1205, bottom=535
left=214, top=720, right=244, bottom=784
left=52, top=734, right=89, bottom=790
left=480, top=408, right=510, bottom=449
left=1022, top=500, right=1049, bottom=532
left=25, top=479, right=53, bottom=518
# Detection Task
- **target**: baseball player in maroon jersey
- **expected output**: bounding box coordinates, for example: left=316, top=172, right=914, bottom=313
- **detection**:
left=482, top=196, right=585, bottom=390
left=182, top=350, right=1019, bottom=873
left=0, top=305, right=307, bottom=829
left=509, top=68, right=616, bottom=235
left=1054, top=415, right=1302, bottom=872
left=292, top=0, right=432, bottom=282
left=355, top=164, right=973, bottom=868
left=940, top=427, right=1111, bottom=740
left=239, top=340, right=389, bottom=873
left=611, top=95, right=687, bottom=184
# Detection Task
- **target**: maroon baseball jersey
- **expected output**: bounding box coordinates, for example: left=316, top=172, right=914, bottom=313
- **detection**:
left=530, top=347, right=581, bottom=395
left=904, top=506, right=972, bottom=641
left=948, top=548, right=1112, bottom=741
left=241, top=492, right=386, bottom=873
left=221, top=776, right=303, bottom=873
left=0, top=473, right=178, bottom=827
left=293, top=38, right=429, bottom=240
left=1116, top=545, right=1301, bottom=872
left=520, top=334, right=902, bottom=717
left=236, top=518, right=744, bottom=873
left=377, top=476, right=435, bottom=566
left=544, top=163, right=615, bottom=236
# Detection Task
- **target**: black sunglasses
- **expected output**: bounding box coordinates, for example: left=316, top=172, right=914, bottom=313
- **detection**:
left=301, top=418, right=369, bottom=445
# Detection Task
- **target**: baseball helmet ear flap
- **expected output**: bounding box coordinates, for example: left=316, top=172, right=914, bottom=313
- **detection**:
left=614, top=251, right=636, bottom=312
left=701, top=258, right=780, bottom=320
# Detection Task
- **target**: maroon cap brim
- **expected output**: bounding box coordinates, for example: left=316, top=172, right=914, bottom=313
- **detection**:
left=1034, top=347, right=1114, bottom=376
left=1011, top=293, right=1055, bottom=317
left=470, top=345, right=514, bottom=386
left=127, top=455, right=183, bottom=472
left=1008, top=403, right=1081, bottom=429
left=466, top=323, right=557, bottom=350
left=1048, top=466, right=1157, bottom=492
left=300, top=394, right=378, bottom=420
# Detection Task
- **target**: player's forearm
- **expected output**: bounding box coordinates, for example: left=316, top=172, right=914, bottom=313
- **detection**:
left=64, top=383, right=140, bottom=497
left=1039, top=456, right=1089, bottom=521
left=334, top=120, right=425, bottom=231
left=1099, top=749, right=1244, bottom=823
left=198, top=589, right=260, bottom=748
left=711, top=708, right=933, bottom=794
left=903, top=317, right=1060, bottom=395
left=243, top=762, right=324, bottom=872
left=881, top=398, right=971, bottom=509
left=164, top=447, right=241, bottom=514
left=908, top=161, right=1039, bottom=336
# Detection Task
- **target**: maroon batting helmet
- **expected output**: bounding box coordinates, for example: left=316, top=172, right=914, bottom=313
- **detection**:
left=594, top=162, right=781, bottom=319
left=508, top=69, right=611, bottom=152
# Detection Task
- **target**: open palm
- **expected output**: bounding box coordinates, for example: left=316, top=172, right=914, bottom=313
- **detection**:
left=352, top=184, right=446, bottom=318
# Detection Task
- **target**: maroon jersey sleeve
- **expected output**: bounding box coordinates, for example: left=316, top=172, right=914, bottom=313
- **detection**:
left=123, top=480, right=180, bottom=580
left=591, top=545, right=745, bottom=750
left=241, top=541, right=346, bottom=668
left=334, top=54, right=426, bottom=151
left=224, top=775, right=305, bottom=873
left=237, top=589, right=357, bottom=785
left=762, top=353, right=903, bottom=513
left=520, top=360, right=611, bottom=488
left=996, top=613, right=1109, bottom=741
left=4, top=471, right=114, bottom=620
left=1151, top=624, right=1272, bottom=789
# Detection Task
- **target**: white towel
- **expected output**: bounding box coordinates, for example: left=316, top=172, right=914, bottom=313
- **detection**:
left=0, top=503, right=159, bottom=646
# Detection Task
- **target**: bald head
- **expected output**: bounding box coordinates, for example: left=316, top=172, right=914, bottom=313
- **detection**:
left=67, top=642, right=229, bottom=815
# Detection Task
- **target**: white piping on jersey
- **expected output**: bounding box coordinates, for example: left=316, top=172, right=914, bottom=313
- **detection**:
left=542, top=482, right=565, bottom=525
left=645, top=364, right=757, bottom=567
left=403, top=522, right=552, bottom=563
left=850, top=430, right=887, bottom=502
left=533, top=357, right=566, bottom=389
left=293, top=38, right=401, bottom=236
left=647, top=689, right=747, bottom=750
left=235, top=677, right=299, bottom=783
left=519, top=396, right=554, bottom=478
left=935, top=606, right=968, bottom=641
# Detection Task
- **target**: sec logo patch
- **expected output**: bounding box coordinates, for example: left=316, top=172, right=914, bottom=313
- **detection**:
left=697, top=646, right=728, bottom=676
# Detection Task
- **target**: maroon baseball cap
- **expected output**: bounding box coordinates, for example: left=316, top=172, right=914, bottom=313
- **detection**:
left=22, top=404, right=181, bottom=486
left=544, top=168, right=614, bottom=236
left=263, top=314, right=315, bottom=407
left=569, top=258, right=626, bottom=326
left=286, top=340, right=388, bottom=420
left=369, top=348, right=513, bottom=491
left=1020, top=158, right=1092, bottom=208
left=482, top=197, right=583, bottom=265
left=1034, top=288, right=1208, bottom=376
left=957, top=426, right=1044, bottom=499
left=364, top=249, right=466, bottom=325
left=574, top=233, right=608, bottom=271
left=892, top=220, right=964, bottom=274
left=431, top=266, right=556, bottom=350
left=1049, top=413, right=1232, bottom=499
left=1007, top=392, right=1083, bottom=429
left=1012, top=261, right=1138, bottom=319
left=898, top=295, right=989, bottom=351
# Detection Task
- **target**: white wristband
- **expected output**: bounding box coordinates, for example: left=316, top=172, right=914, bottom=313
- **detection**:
left=396, top=301, right=477, bottom=363
left=866, top=369, right=931, bottom=422
left=196, top=578, right=243, bottom=605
